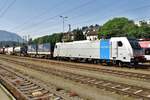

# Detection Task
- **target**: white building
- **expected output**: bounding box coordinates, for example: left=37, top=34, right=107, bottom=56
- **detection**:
left=86, top=29, right=98, bottom=40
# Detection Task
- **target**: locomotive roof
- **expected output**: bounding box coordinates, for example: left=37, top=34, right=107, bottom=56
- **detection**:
left=56, top=37, right=129, bottom=44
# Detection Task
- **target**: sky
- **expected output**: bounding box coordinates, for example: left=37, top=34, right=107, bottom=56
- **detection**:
left=0, top=0, right=150, bottom=38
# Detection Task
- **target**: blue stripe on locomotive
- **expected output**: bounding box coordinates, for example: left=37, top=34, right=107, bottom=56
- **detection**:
left=100, top=39, right=110, bottom=60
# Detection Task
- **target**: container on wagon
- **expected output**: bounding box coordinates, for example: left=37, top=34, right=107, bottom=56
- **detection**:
left=27, top=44, right=37, bottom=55
left=37, top=43, right=54, bottom=58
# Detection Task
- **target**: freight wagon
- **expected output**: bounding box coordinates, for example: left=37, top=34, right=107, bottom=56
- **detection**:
left=27, top=43, right=54, bottom=58
left=14, top=46, right=27, bottom=56
left=37, top=43, right=54, bottom=58
left=27, top=44, right=37, bottom=57
left=6, top=47, right=14, bottom=55
left=54, top=37, right=145, bottom=66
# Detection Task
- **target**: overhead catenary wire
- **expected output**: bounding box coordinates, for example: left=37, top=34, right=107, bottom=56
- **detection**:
left=21, top=0, right=97, bottom=33
left=10, top=0, right=66, bottom=31
left=28, top=0, right=114, bottom=34
left=22, top=0, right=150, bottom=34
left=16, top=0, right=95, bottom=33
left=10, top=0, right=150, bottom=37
left=0, top=0, right=9, bottom=13
left=28, top=0, right=141, bottom=34
left=67, top=0, right=150, bottom=27
left=0, top=0, right=16, bottom=18
left=71, top=3, right=150, bottom=28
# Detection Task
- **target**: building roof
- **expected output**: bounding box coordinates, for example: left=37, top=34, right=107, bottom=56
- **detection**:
left=86, top=30, right=98, bottom=36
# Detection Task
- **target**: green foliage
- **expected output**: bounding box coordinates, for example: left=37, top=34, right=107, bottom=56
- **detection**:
left=73, top=29, right=86, bottom=41
left=99, top=17, right=150, bottom=39
left=33, top=33, right=63, bottom=45
left=99, top=17, right=135, bottom=37
left=138, top=21, right=150, bottom=38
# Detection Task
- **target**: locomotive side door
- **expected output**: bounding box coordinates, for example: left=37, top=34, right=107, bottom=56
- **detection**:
left=111, top=41, right=118, bottom=59
left=53, top=44, right=59, bottom=57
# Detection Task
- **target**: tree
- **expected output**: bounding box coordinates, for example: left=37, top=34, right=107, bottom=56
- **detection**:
left=73, top=29, right=86, bottom=41
left=82, top=26, right=88, bottom=32
left=122, top=21, right=139, bottom=38
left=138, top=21, right=150, bottom=38
left=89, top=25, right=94, bottom=29
left=32, top=33, right=63, bottom=45
left=99, top=17, right=138, bottom=38
left=95, top=24, right=100, bottom=28
left=28, top=38, right=33, bottom=45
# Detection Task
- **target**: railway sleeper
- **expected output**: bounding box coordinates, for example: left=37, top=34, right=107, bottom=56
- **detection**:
left=19, top=85, right=40, bottom=91
left=0, top=66, right=68, bottom=100
left=18, top=83, right=36, bottom=89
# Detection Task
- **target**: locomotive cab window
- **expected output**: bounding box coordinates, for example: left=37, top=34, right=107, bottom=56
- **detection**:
left=129, top=39, right=141, bottom=50
left=117, top=41, right=123, bottom=47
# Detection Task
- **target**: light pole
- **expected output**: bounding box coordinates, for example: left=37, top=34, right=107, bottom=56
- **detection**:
left=60, top=16, right=68, bottom=33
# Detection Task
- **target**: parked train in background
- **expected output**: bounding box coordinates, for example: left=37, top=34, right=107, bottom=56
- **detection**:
left=0, top=37, right=147, bottom=66
left=0, top=47, right=14, bottom=55
left=139, top=39, right=150, bottom=61
left=0, top=47, right=5, bottom=54
left=14, top=46, right=28, bottom=56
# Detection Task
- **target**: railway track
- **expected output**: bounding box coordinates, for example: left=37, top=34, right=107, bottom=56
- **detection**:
left=0, top=56, right=150, bottom=99
left=0, top=65, right=83, bottom=100
left=1, top=55, right=150, bottom=82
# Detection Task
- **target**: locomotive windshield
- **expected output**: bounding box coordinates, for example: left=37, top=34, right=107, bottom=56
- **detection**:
left=129, top=39, right=141, bottom=50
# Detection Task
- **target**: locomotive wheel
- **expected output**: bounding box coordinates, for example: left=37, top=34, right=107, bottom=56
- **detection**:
left=118, top=61, right=123, bottom=67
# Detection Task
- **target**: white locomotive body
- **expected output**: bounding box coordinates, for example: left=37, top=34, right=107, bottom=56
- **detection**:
left=54, top=40, right=100, bottom=59
left=54, top=37, right=145, bottom=65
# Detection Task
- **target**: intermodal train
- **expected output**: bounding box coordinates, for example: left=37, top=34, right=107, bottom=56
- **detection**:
left=0, top=37, right=147, bottom=66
